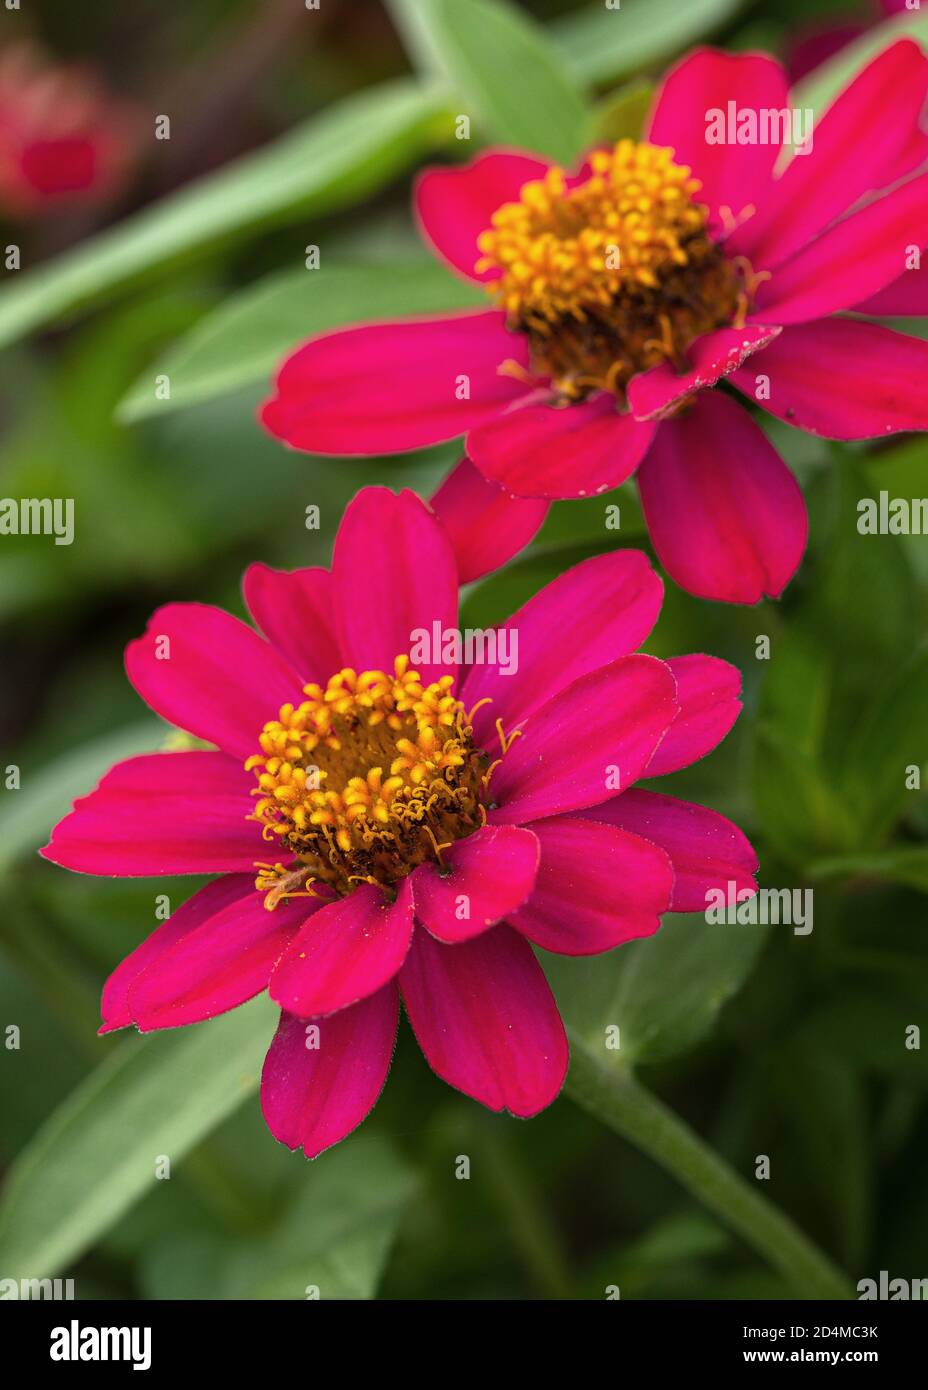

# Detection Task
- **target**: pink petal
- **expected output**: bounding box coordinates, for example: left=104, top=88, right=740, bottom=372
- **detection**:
left=429, top=457, right=549, bottom=584
left=583, top=788, right=757, bottom=913
left=460, top=549, right=664, bottom=749
left=269, top=878, right=414, bottom=1018
left=510, top=816, right=672, bottom=955
left=412, top=824, right=539, bottom=944
left=331, top=487, right=458, bottom=685
left=41, top=751, right=264, bottom=876
left=261, top=989, right=398, bottom=1159
left=637, top=392, right=807, bottom=604
left=467, top=392, right=656, bottom=499
left=852, top=261, right=928, bottom=317
left=399, top=923, right=568, bottom=1116
left=645, top=654, right=742, bottom=777
left=647, top=47, right=790, bottom=232
left=627, top=325, right=781, bottom=421
left=260, top=311, right=529, bottom=454
left=489, top=655, right=678, bottom=824
left=242, top=563, right=341, bottom=684
left=753, top=173, right=928, bottom=325
left=415, top=150, right=552, bottom=283
left=101, top=874, right=255, bottom=1033
left=731, top=318, right=928, bottom=438
left=125, top=603, right=304, bottom=761
left=731, top=40, right=928, bottom=269
left=127, top=891, right=314, bottom=1031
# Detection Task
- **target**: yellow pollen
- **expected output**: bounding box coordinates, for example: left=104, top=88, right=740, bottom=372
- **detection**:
left=476, top=139, right=747, bottom=401
left=245, top=656, right=493, bottom=904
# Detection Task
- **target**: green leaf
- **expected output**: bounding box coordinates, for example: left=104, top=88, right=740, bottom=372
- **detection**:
left=0, top=995, right=276, bottom=1278
left=794, top=11, right=928, bottom=119
left=752, top=725, right=859, bottom=868
left=804, top=466, right=917, bottom=744
left=750, top=463, right=919, bottom=863
left=0, top=79, right=447, bottom=349
left=751, top=619, right=827, bottom=762
left=617, top=1211, right=730, bottom=1272
left=0, top=721, right=164, bottom=877
left=394, top=0, right=590, bottom=162
left=839, top=645, right=928, bottom=842
left=810, top=847, right=928, bottom=895
left=861, top=435, right=928, bottom=592
left=117, top=260, right=483, bottom=423
left=552, top=0, right=745, bottom=86
left=546, top=911, right=767, bottom=1069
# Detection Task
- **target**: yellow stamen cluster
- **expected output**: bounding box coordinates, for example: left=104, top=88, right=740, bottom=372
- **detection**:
left=476, top=140, right=744, bottom=400
left=478, top=142, right=706, bottom=322
left=245, top=656, right=488, bottom=904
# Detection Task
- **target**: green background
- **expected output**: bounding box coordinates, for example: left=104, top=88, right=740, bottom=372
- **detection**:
left=1, top=0, right=927, bottom=1300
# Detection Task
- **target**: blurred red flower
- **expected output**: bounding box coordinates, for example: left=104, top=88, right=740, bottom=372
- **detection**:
left=0, top=42, right=137, bottom=214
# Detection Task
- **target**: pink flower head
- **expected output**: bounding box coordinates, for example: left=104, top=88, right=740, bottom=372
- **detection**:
left=43, top=486, right=756, bottom=1158
left=0, top=43, right=137, bottom=215
left=261, top=41, right=928, bottom=605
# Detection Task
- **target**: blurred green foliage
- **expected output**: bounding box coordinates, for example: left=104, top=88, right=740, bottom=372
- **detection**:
left=1, top=0, right=927, bottom=1302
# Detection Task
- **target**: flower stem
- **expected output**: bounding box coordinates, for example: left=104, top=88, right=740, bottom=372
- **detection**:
left=565, top=1041, right=854, bottom=1300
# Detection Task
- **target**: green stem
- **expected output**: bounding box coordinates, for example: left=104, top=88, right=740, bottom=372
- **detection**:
left=566, top=1042, right=854, bottom=1301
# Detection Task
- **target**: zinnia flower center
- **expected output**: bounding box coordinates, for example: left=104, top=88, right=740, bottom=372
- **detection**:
left=245, top=656, right=492, bottom=906
left=476, top=139, right=748, bottom=401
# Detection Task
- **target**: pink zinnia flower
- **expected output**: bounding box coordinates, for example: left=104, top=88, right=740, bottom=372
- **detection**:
left=0, top=43, right=137, bottom=215
left=42, top=486, right=756, bottom=1158
left=262, top=41, right=928, bottom=606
